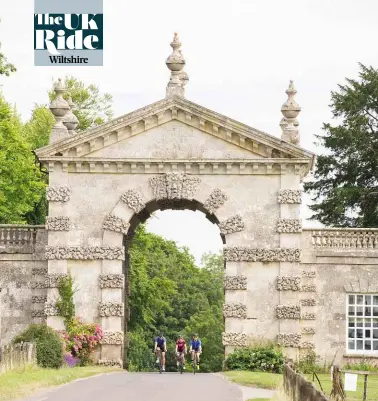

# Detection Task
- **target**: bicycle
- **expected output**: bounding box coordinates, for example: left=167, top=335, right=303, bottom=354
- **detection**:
left=177, top=351, right=185, bottom=374
left=192, top=351, right=200, bottom=374
left=155, top=348, right=164, bottom=373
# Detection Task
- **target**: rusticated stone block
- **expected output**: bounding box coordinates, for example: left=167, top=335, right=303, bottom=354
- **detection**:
left=224, top=247, right=300, bottom=262
left=301, top=327, right=315, bottom=335
left=300, top=341, right=315, bottom=349
left=219, top=215, right=244, bottom=235
left=101, top=331, right=124, bottom=345
left=99, top=302, right=124, bottom=317
left=277, top=333, right=301, bottom=347
left=301, top=285, right=317, bottom=292
left=99, top=274, right=125, bottom=289
left=277, top=218, right=302, bottom=233
left=32, top=267, right=48, bottom=276
left=302, top=313, right=316, bottom=320
left=32, top=296, right=47, bottom=303
left=45, top=246, right=125, bottom=260
left=150, top=173, right=201, bottom=200
left=46, top=186, right=71, bottom=202
left=44, top=302, right=59, bottom=316
left=98, top=359, right=123, bottom=368
left=103, top=215, right=130, bottom=234
left=302, top=270, right=316, bottom=278
left=276, top=276, right=301, bottom=291
left=203, top=189, right=228, bottom=214
left=300, top=299, right=316, bottom=307
left=276, top=305, right=301, bottom=319
left=121, top=189, right=145, bottom=213
left=223, top=303, right=247, bottom=318
left=222, top=332, right=247, bottom=347
left=32, top=309, right=46, bottom=318
left=45, top=273, right=68, bottom=288
left=46, top=216, right=70, bottom=231
left=31, top=281, right=48, bottom=289
left=224, top=276, right=247, bottom=290
left=277, top=189, right=302, bottom=204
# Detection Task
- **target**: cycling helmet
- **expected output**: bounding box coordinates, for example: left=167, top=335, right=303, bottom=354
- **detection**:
left=193, top=333, right=198, bottom=337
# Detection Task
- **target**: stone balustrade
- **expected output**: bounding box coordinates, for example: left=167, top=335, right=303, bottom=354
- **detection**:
left=307, top=228, right=378, bottom=249
left=0, top=225, right=44, bottom=254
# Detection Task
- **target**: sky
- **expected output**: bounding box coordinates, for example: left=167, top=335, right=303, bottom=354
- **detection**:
left=1, top=0, right=378, bottom=264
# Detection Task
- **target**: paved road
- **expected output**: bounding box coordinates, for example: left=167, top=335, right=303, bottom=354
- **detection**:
left=22, top=372, right=243, bottom=401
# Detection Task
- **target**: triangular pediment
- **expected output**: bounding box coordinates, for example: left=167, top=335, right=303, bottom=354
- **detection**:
left=35, top=96, right=315, bottom=165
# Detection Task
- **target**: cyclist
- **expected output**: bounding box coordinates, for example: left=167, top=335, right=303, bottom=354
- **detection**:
left=175, top=334, right=187, bottom=369
left=189, top=333, right=202, bottom=369
left=154, top=333, right=167, bottom=371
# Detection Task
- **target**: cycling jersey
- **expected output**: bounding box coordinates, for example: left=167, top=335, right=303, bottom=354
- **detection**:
left=176, top=339, right=186, bottom=352
left=190, top=339, right=202, bottom=350
left=155, top=336, right=166, bottom=349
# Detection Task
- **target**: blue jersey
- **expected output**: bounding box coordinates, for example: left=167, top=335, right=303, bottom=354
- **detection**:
left=190, top=339, right=202, bottom=350
left=155, top=336, right=166, bottom=348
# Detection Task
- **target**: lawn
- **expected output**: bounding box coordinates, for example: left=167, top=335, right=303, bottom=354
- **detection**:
left=306, top=373, right=378, bottom=401
left=223, top=370, right=282, bottom=389
left=0, top=365, right=121, bottom=401
left=224, top=370, right=378, bottom=401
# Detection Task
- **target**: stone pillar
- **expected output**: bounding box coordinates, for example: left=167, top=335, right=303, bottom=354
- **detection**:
left=278, top=172, right=302, bottom=359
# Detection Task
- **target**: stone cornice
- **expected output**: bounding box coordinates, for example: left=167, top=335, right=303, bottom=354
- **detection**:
left=35, top=96, right=314, bottom=164
left=40, top=158, right=310, bottom=179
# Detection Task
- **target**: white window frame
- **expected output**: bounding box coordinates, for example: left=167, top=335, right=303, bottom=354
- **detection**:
left=346, top=293, right=378, bottom=356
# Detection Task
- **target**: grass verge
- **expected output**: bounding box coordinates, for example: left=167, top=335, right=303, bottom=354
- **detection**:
left=0, top=365, right=121, bottom=401
left=223, top=370, right=282, bottom=389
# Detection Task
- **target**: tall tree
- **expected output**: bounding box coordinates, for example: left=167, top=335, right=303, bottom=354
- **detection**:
left=0, top=93, right=44, bottom=223
left=0, top=20, right=16, bottom=76
left=305, top=64, right=378, bottom=227
left=48, top=76, right=113, bottom=130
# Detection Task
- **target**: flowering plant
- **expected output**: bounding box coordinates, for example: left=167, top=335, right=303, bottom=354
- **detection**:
left=64, top=353, right=80, bottom=367
left=62, top=317, right=103, bottom=366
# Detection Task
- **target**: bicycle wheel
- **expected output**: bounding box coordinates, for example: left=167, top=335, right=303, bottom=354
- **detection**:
left=193, top=354, right=196, bottom=375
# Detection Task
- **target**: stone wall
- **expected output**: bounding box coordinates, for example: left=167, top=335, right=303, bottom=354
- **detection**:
left=0, top=227, right=47, bottom=345
left=283, top=363, right=328, bottom=401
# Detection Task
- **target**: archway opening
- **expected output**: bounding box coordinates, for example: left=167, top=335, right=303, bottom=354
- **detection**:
left=122, top=199, right=225, bottom=372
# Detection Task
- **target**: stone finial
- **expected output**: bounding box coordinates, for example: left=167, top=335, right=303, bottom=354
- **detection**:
left=166, top=33, right=188, bottom=98
left=63, top=97, right=79, bottom=135
left=280, top=80, right=301, bottom=145
left=49, top=78, right=70, bottom=144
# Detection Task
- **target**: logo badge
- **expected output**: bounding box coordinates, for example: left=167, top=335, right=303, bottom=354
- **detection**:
left=34, top=0, right=103, bottom=66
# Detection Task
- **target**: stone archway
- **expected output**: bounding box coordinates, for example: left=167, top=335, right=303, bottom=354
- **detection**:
left=99, top=173, right=244, bottom=365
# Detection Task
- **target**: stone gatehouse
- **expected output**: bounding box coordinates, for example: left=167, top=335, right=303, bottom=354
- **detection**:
left=1, top=34, right=378, bottom=366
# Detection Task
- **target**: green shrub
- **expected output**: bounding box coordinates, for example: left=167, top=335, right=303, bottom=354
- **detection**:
left=13, top=324, right=63, bottom=369
left=344, top=360, right=378, bottom=372
left=37, top=335, right=64, bottom=369
left=225, top=346, right=284, bottom=373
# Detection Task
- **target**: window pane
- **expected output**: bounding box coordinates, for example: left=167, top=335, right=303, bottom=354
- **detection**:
left=373, top=319, right=378, bottom=327
left=357, top=318, right=364, bottom=327
left=348, top=329, right=355, bottom=338
left=357, top=329, right=363, bottom=338
left=374, top=341, right=378, bottom=351
left=365, top=340, right=372, bottom=350
left=373, top=329, right=378, bottom=339
left=357, top=306, right=363, bottom=316
left=373, top=307, right=378, bottom=317
left=348, top=340, right=355, bottom=350
left=349, top=319, right=356, bottom=328
left=357, top=340, right=363, bottom=350
left=349, top=306, right=355, bottom=316
left=365, top=329, right=371, bottom=338
left=357, top=295, right=364, bottom=305
left=366, top=295, right=372, bottom=305
left=365, top=319, right=372, bottom=327
left=349, top=295, right=355, bottom=304
left=365, top=307, right=372, bottom=316
left=373, top=296, right=378, bottom=305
